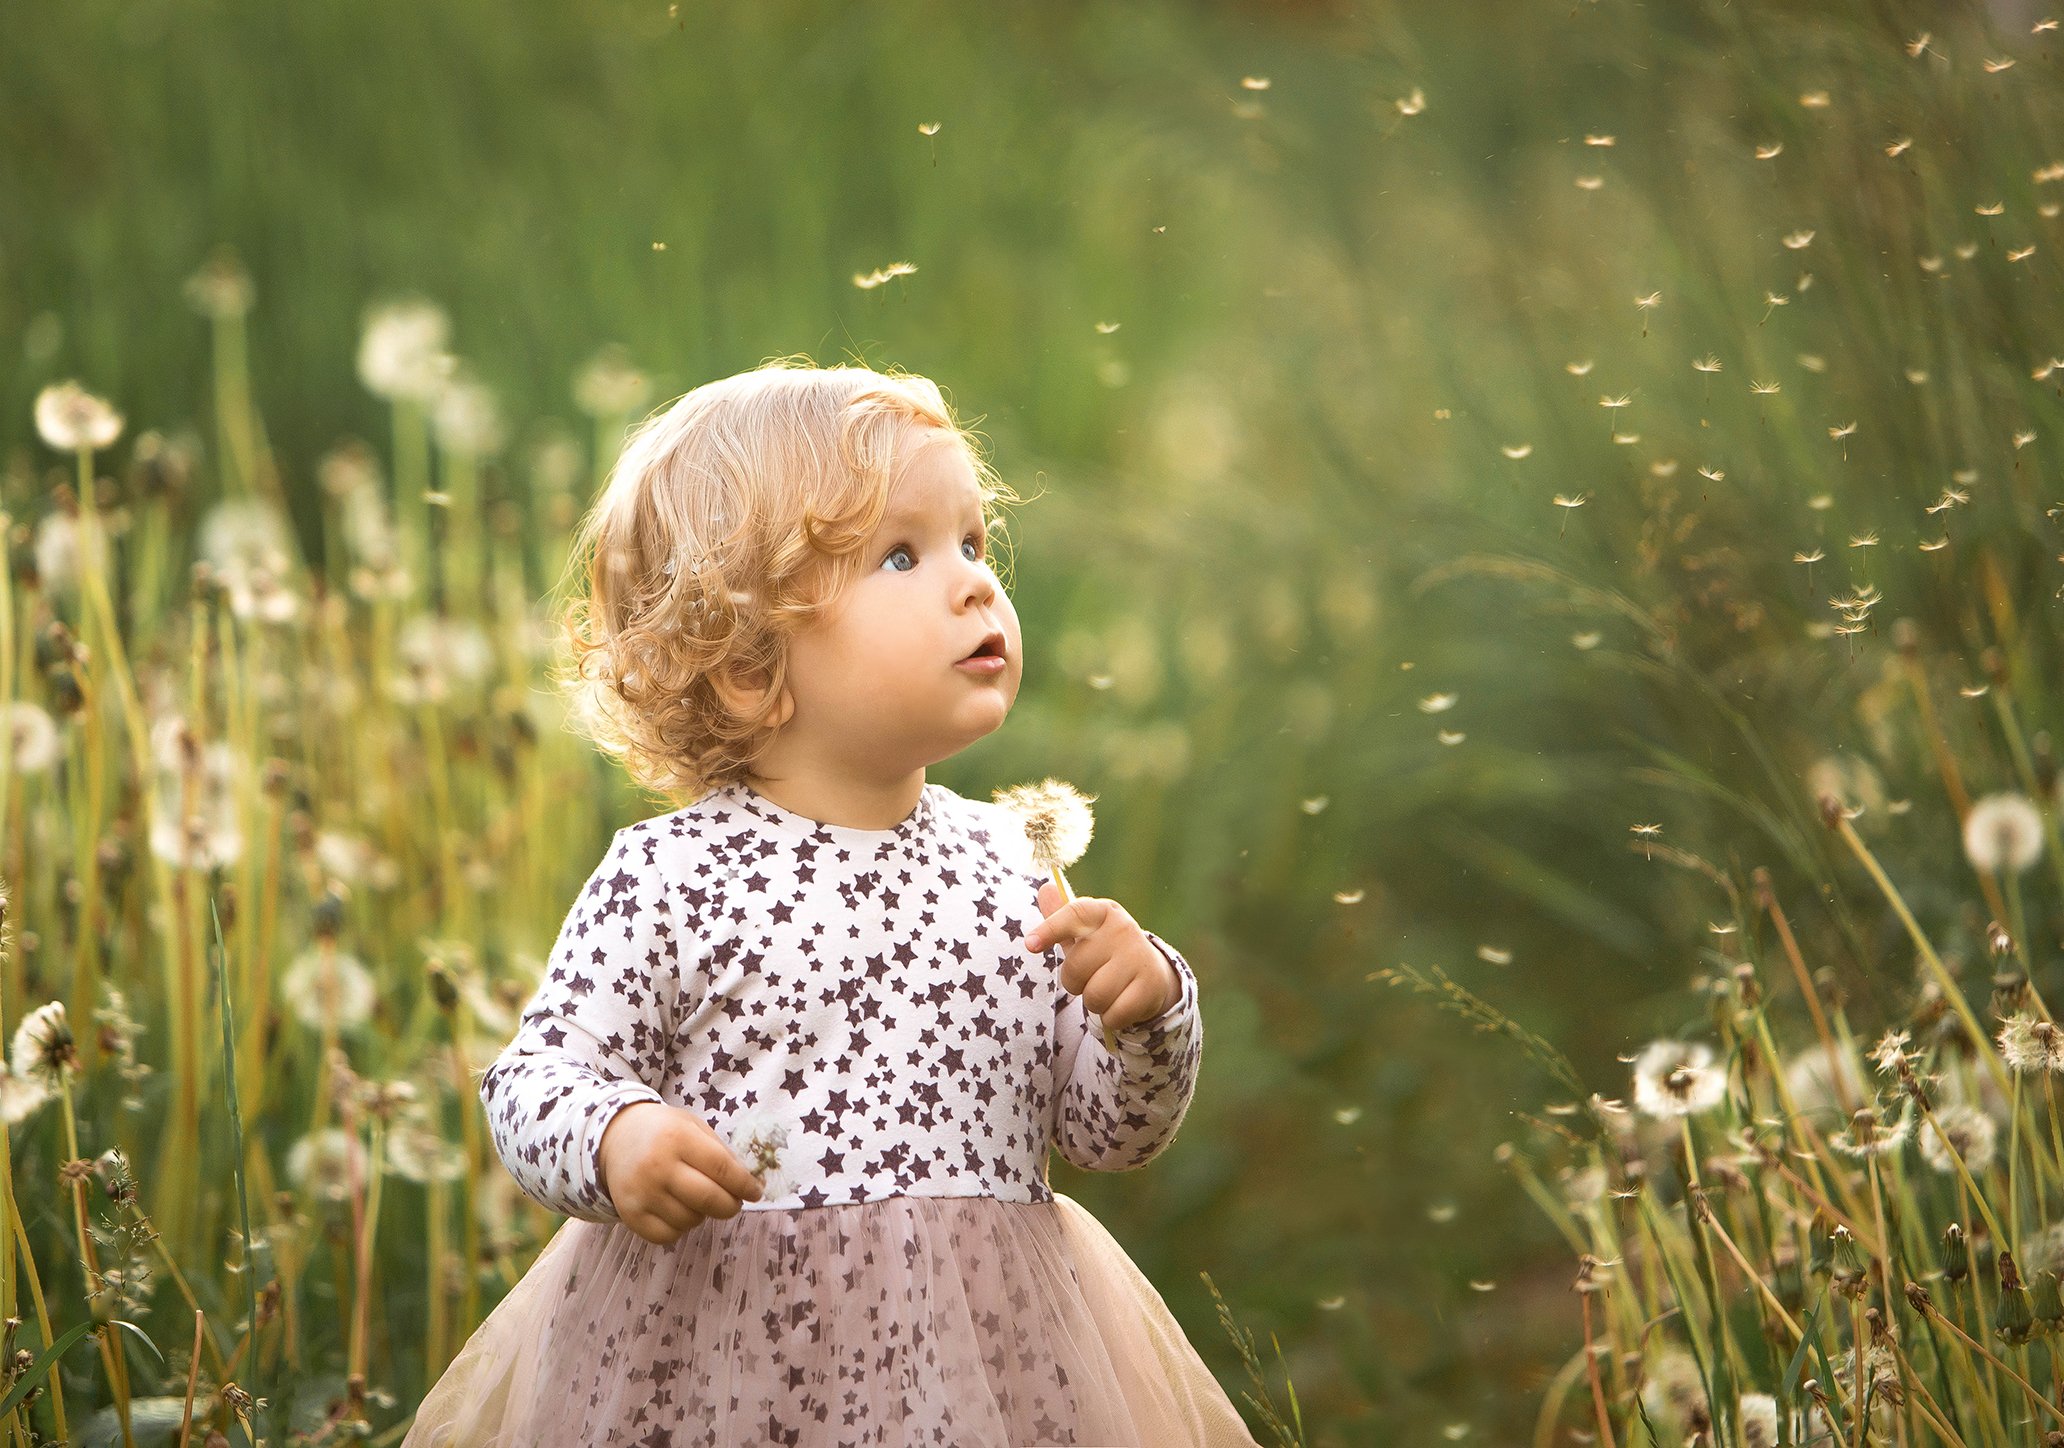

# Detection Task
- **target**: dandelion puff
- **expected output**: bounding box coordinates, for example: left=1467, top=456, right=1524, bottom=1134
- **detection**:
left=281, top=948, right=378, bottom=1032
left=0, top=1058, right=51, bottom=1125
left=34, top=382, right=124, bottom=453
left=1964, top=792, right=2044, bottom=874
left=1630, top=1040, right=1727, bottom=1119
left=5, top=704, right=61, bottom=775
left=1639, top=1348, right=1707, bottom=1432
left=385, top=1108, right=467, bottom=1185
left=2024, top=1221, right=2064, bottom=1277
left=1739, top=1394, right=1781, bottom=1448
left=992, top=778, right=1096, bottom=878
left=1782, top=1040, right=1865, bottom=1117
left=723, top=1105, right=795, bottom=1199
left=1999, top=1014, right=2064, bottom=1073
left=357, top=300, right=452, bottom=402
left=10, top=1001, right=75, bottom=1089
left=1920, top=1104, right=1997, bottom=1174
left=572, top=344, right=652, bottom=419
left=286, top=1127, right=367, bottom=1205
left=1830, top=1100, right=1913, bottom=1158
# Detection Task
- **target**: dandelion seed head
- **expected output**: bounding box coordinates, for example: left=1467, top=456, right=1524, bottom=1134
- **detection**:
left=10, top=1001, right=74, bottom=1088
left=282, top=948, right=378, bottom=1033
left=357, top=300, right=453, bottom=402
left=1999, top=1014, right=2064, bottom=1073
left=1739, top=1394, right=1780, bottom=1448
left=1630, top=1039, right=1727, bottom=1119
left=34, top=382, right=124, bottom=454
left=287, top=1127, right=367, bottom=1204
left=1920, top=1104, right=1997, bottom=1174
left=992, top=778, right=1096, bottom=873
left=1830, top=1101, right=1912, bottom=1158
left=1964, top=793, right=2044, bottom=875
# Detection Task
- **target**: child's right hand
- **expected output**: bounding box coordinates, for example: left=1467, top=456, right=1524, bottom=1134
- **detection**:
left=597, top=1101, right=766, bottom=1245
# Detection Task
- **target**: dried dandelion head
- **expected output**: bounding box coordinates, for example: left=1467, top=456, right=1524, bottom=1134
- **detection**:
left=1630, top=1040, right=1727, bottom=1119
left=1830, top=1100, right=1913, bottom=1159
left=723, top=1105, right=794, bottom=1199
left=1998, top=1014, right=2064, bottom=1074
left=992, top=778, right=1097, bottom=876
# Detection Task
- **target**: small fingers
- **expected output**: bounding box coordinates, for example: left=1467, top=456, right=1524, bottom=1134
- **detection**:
left=1027, top=896, right=1109, bottom=953
left=668, top=1163, right=750, bottom=1222
left=1101, top=976, right=1164, bottom=1034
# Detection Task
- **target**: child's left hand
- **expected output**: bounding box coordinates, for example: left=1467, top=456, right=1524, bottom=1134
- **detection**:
left=1026, top=881, right=1181, bottom=1033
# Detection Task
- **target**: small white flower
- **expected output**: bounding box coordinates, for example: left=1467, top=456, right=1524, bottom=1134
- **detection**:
left=1920, top=1104, right=1997, bottom=1174
left=5, top=703, right=62, bottom=774
left=1964, top=792, right=2045, bottom=874
left=1630, top=1040, right=1727, bottom=1119
left=34, top=382, right=124, bottom=453
left=357, top=300, right=453, bottom=402
left=286, top=1127, right=368, bottom=1204
left=281, top=948, right=377, bottom=1032
left=722, top=1105, right=796, bottom=1200
left=10, top=1001, right=73, bottom=1087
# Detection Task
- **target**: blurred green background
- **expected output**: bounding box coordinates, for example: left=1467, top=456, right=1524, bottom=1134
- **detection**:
left=8, top=0, right=2064, bottom=1441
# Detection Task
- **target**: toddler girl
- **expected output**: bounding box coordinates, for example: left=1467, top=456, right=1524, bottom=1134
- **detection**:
left=404, top=360, right=1261, bottom=1447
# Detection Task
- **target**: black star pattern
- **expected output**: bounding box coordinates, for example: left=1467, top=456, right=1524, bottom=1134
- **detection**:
left=447, top=783, right=1249, bottom=1447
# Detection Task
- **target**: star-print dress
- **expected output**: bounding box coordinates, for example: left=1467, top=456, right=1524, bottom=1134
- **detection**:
left=403, top=780, right=1262, bottom=1448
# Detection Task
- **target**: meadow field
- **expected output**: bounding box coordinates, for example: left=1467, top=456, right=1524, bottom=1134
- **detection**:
left=6, top=0, right=2064, bottom=1442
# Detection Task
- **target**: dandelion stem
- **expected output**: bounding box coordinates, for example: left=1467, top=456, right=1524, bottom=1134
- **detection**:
left=1579, top=1287, right=1618, bottom=1448
left=1913, top=1298, right=2064, bottom=1427
left=1833, top=817, right=2011, bottom=1100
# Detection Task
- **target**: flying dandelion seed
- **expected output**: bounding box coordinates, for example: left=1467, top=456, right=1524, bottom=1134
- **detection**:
left=1613, top=433, right=1640, bottom=445
left=1908, top=367, right=1930, bottom=384
left=1477, top=945, right=1513, bottom=965
left=1630, top=822, right=1662, bottom=860
left=1094, top=321, right=1121, bottom=334
left=1240, top=76, right=1270, bottom=90
left=917, top=121, right=942, bottom=165
left=1808, top=494, right=1832, bottom=509
left=1600, top=393, right=1632, bottom=437
left=1501, top=443, right=1533, bottom=459
left=1332, top=889, right=1365, bottom=905
left=2037, top=18, right=2059, bottom=31
left=1961, top=684, right=1991, bottom=698
left=1977, top=202, right=2006, bottom=217
left=1956, top=241, right=1980, bottom=259
left=1566, top=360, right=1594, bottom=376
left=1783, top=230, right=1816, bottom=249
left=2014, top=429, right=2038, bottom=449
left=1634, top=292, right=1661, bottom=337
left=1437, top=729, right=1466, bottom=745
left=1907, top=32, right=1933, bottom=57
left=1761, top=292, right=1790, bottom=322
left=1750, top=380, right=1782, bottom=395
left=1794, top=548, right=1825, bottom=591
left=1572, top=631, right=1602, bottom=649
left=1919, top=537, right=1950, bottom=552
left=1698, top=466, right=1725, bottom=482
left=1630, top=1039, right=1726, bottom=1118
left=1800, top=90, right=1831, bottom=108
left=1553, top=493, right=1588, bottom=537
left=2008, top=245, right=2037, bottom=261
left=853, top=261, right=918, bottom=291
left=1887, top=137, right=1914, bottom=156
left=1585, top=134, right=1616, bottom=146
left=1426, top=1201, right=1458, bottom=1223
left=1756, top=142, right=1784, bottom=160
left=1575, top=175, right=1606, bottom=191
left=1396, top=87, right=1426, bottom=116
left=1417, top=693, right=1458, bottom=713
left=1984, top=56, right=2017, bottom=72
left=1919, top=254, right=1945, bottom=272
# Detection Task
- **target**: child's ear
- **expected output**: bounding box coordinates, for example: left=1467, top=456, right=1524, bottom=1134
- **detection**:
left=709, top=662, right=795, bottom=732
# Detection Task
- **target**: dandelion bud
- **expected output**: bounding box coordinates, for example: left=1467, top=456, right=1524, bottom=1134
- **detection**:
left=1907, top=1279, right=1937, bottom=1317
left=2033, top=1270, right=2064, bottom=1330
left=1997, top=1272, right=2037, bottom=1345
left=1943, top=1222, right=1969, bottom=1284
left=1816, top=792, right=1843, bottom=829
left=427, top=960, right=459, bottom=1013
left=311, top=888, right=346, bottom=942
left=46, top=666, right=84, bottom=718
left=1988, top=921, right=2015, bottom=957
left=1993, top=971, right=2032, bottom=1017
left=1732, top=963, right=1761, bottom=1008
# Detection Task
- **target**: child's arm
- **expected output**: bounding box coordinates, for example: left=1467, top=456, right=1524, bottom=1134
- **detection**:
left=1049, top=928, right=1204, bottom=1173
left=480, top=826, right=682, bottom=1223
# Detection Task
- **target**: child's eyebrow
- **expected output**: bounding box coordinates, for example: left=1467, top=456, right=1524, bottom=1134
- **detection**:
left=881, top=494, right=987, bottom=528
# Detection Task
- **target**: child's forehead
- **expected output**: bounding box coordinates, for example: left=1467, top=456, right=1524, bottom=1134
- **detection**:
left=882, top=431, right=983, bottom=519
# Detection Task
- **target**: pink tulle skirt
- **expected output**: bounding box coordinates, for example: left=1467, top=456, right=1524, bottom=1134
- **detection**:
left=402, top=1191, right=1262, bottom=1448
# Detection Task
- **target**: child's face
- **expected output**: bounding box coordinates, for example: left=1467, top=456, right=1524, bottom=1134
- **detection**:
left=779, top=424, right=1021, bottom=775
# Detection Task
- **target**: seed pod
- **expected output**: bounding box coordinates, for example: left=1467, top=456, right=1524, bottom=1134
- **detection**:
left=1942, top=1222, right=1969, bottom=1284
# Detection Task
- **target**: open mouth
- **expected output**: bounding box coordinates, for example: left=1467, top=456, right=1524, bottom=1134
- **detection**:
left=960, top=630, right=1007, bottom=662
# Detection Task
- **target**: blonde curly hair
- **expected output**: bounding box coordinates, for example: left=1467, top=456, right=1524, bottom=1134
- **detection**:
left=552, top=356, right=1018, bottom=806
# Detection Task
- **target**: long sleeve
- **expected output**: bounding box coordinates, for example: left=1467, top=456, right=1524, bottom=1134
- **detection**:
left=1050, top=928, right=1203, bottom=1173
left=480, top=826, right=684, bottom=1223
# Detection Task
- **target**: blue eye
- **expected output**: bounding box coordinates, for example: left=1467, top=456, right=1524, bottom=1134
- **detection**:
left=880, top=535, right=986, bottom=573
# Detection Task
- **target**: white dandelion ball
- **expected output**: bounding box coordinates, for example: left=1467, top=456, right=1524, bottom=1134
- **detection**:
left=1964, top=792, right=2044, bottom=875
left=32, top=511, right=109, bottom=597
left=1781, top=1040, right=1867, bottom=1119
left=286, top=1127, right=368, bottom=1204
left=10, top=1000, right=72, bottom=1087
left=5, top=703, right=62, bottom=774
left=1738, top=1393, right=1781, bottom=1448
left=34, top=381, right=124, bottom=453
left=0, top=1059, right=51, bottom=1125
left=356, top=300, right=453, bottom=402
left=1630, top=1039, right=1728, bottom=1119
left=281, top=948, right=377, bottom=1032
left=431, top=370, right=505, bottom=456
left=1920, top=1103, right=1997, bottom=1175
left=721, top=1105, right=795, bottom=1200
